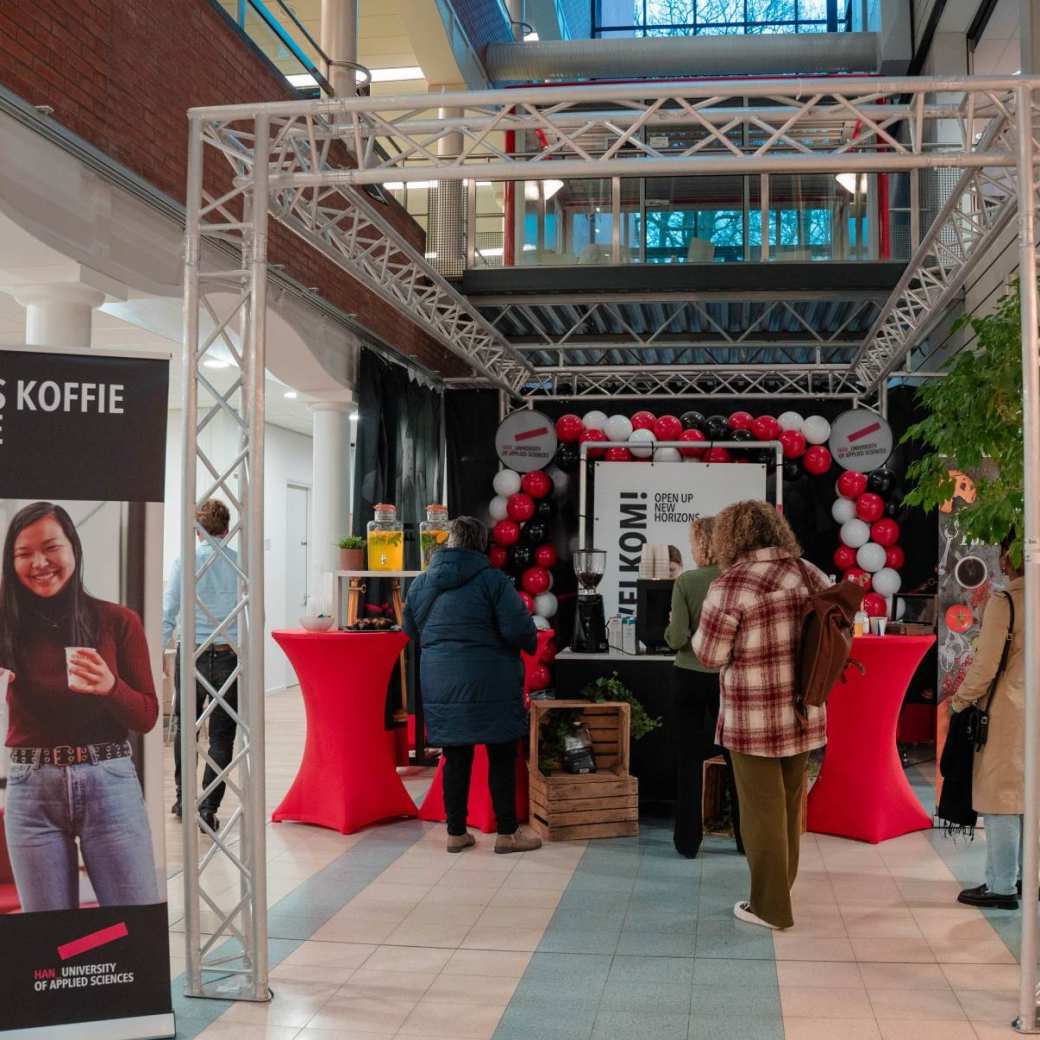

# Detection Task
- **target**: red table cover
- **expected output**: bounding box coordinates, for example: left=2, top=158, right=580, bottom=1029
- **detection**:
left=417, top=629, right=555, bottom=833
left=807, top=634, right=936, bottom=844
left=272, top=630, right=417, bottom=834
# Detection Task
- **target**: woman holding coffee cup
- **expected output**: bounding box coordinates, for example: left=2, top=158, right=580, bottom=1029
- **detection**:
left=0, top=501, right=159, bottom=911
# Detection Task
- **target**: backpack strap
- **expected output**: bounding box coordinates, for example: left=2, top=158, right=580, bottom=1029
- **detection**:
left=982, top=591, right=1015, bottom=715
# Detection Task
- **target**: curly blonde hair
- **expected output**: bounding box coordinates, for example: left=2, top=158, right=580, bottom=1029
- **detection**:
left=690, top=516, right=716, bottom=567
left=711, top=500, right=800, bottom=571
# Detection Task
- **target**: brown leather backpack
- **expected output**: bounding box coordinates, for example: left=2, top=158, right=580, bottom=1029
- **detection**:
left=794, top=561, right=866, bottom=722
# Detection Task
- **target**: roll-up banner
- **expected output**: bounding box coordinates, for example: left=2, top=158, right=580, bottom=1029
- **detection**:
left=592, top=461, right=768, bottom=619
left=0, top=347, right=174, bottom=1039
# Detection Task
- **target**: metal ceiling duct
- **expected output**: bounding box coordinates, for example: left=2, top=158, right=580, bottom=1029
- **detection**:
left=485, top=32, right=879, bottom=83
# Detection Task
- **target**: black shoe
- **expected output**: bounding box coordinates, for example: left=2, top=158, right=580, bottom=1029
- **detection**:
left=958, top=884, right=1018, bottom=909
left=171, top=800, right=181, bottom=818
left=199, top=810, right=220, bottom=834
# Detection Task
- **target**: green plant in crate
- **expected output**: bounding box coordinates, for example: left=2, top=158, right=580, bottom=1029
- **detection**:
left=337, top=536, right=364, bottom=550
left=900, top=284, right=1028, bottom=564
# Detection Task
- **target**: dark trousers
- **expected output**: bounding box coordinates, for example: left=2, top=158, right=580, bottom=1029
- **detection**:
left=442, top=741, right=519, bottom=837
left=670, top=667, right=742, bottom=858
left=173, top=647, right=238, bottom=812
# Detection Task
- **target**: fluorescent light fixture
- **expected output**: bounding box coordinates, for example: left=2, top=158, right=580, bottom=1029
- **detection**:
left=524, top=30, right=540, bottom=41
left=203, top=359, right=231, bottom=369
left=287, top=73, right=318, bottom=88
left=524, top=179, right=564, bottom=201
left=370, top=66, right=424, bottom=82
left=835, top=173, right=868, bottom=194
left=384, top=180, right=437, bottom=191
left=284, top=391, right=298, bottom=399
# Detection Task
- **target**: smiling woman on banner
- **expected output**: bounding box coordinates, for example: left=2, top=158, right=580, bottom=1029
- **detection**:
left=0, top=501, right=159, bottom=912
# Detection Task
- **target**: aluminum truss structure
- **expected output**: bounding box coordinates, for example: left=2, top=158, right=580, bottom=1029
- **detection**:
left=184, top=77, right=1040, bottom=1026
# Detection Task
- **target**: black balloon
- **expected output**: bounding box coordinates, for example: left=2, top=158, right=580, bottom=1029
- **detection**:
left=868, top=468, right=896, bottom=495
left=885, top=493, right=905, bottom=518
left=680, top=410, right=707, bottom=432
left=732, top=429, right=753, bottom=442
left=705, top=414, right=730, bottom=440
left=554, top=442, right=580, bottom=472
left=508, top=544, right=534, bottom=573
left=522, top=519, right=550, bottom=546
left=782, top=460, right=803, bottom=482
left=535, top=498, right=556, bottom=521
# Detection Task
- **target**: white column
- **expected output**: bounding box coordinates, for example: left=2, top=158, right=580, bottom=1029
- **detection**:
left=1024, top=0, right=1040, bottom=76
left=13, top=283, right=105, bottom=348
left=309, top=401, right=352, bottom=606
left=430, top=103, right=465, bottom=278
left=321, top=0, right=360, bottom=96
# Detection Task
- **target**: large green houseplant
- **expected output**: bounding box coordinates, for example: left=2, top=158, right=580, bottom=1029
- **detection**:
left=900, top=284, right=1027, bottom=563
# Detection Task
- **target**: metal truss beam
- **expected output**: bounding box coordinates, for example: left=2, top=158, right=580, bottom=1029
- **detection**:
left=471, top=289, right=891, bottom=306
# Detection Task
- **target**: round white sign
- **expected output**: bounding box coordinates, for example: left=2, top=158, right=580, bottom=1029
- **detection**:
left=828, top=409, right=894, bottom=473
left=495, top=410, right=559, bottom=473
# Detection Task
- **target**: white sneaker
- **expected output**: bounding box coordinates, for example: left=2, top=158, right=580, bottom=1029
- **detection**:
left=733, top=901, right=780, bottom=930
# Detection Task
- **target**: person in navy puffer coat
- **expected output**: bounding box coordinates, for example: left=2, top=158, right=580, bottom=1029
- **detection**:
left=404, top=516, right=542, bottom=855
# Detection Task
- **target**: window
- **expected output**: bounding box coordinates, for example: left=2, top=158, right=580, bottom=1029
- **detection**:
left=592, top=0, right=845, bottom=36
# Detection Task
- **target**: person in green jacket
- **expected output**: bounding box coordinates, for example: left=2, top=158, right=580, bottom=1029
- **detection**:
left=664, top=516, right=742, bottom=858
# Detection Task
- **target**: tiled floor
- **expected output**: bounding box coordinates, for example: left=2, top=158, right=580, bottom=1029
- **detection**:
left=162, top=691, right=1030, bottom=1040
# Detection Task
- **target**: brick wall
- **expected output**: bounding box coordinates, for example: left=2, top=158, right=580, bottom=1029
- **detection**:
left=0, top=0, right=467, bottom=376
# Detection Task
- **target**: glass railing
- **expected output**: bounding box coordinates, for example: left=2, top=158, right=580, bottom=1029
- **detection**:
left=214, top=0, right=334, bottom=96
left=592, top=0, right=858, bottom=37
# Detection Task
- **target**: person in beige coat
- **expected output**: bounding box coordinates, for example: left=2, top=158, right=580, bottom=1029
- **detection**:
left=951, top=535, right=1025, bottom=910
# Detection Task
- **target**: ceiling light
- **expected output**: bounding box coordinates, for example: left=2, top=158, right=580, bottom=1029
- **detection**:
left=524, top=179, right=564, bottom=201
left=835, top=173, right=868, bottom=194
left=524, top=30, right=540, bottom=41
left=203, top=359, right=231, bottom=369
left=284, top=391, right=298, bottom=399
left=287, top=73, right=318, bottom=88
left=384, top=180, right=437, bottom=191
left=370, top=66, right=424, bottom=82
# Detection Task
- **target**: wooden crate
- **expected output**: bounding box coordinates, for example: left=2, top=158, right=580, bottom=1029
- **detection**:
left=529, top=700, right=639, bottom=842
left=701, top=755, right=809, bottom=836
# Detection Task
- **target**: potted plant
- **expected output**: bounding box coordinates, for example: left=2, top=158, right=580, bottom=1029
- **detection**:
left=338, top=535, right=365, bottom=571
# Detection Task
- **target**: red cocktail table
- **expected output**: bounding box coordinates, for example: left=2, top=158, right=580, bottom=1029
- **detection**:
left=807, top=635, right=935, bottom=844
left=272, top=630, right=417, bottom=834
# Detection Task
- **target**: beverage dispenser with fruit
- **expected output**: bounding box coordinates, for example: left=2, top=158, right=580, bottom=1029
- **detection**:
left=367, top=503, right=404, bottom=572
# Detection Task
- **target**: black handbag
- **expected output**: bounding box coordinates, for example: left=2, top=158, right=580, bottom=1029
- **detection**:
left=962, top=592, right=1015, bottom=751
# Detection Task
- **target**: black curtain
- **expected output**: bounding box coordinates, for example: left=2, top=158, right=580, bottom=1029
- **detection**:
left=352, top=350, right=444, bottom=569
left=445, top=389, right=501, bottom=518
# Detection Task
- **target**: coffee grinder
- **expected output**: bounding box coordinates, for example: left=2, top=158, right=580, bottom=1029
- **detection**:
left=571, top=549, right=608, bottom=653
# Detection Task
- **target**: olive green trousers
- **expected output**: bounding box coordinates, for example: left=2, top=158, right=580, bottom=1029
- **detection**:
left=729, top=750, right=810, bottom=929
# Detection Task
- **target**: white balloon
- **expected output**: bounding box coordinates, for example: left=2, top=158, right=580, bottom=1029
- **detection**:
left=534, top=591, right=558, bottom=618
left=802, top=415, right=831, bottom=445
left=582, top=410, right=608, bottom=432
left=492, top=469, right=522, bottom=497
left=547, top=465, right=569, bottom=497
left=840, top=518, right=870, bottom=549
left=604, top=414, right=634, bottom=443
left=778, top=411, right=805, bottom=432
left=895, top=597, right=907, bottom=620
left=546, top=571, right=555, bottom=590
left=831, top=498, right=856, bottom=524
left=533, top=615, right=552, bottom=631
left=654, top=446, right=681, bottom=462
left=873, top=567, right=902, bottom=597
left=489, top=496, right=509, bottom=521
left=856, top=542, right=887, bottom=573
left=629, top=427, right=657, bottom=459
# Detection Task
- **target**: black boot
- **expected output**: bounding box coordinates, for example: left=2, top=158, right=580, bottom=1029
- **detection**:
left=958, top=884, right=1018, bottom=910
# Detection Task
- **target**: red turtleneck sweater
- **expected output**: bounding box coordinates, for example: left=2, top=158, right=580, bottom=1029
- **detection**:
left=5, top=600, right=158, bottom=747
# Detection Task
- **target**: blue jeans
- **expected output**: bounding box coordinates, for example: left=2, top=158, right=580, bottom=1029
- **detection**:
left=985, top=813, right=1023, bottom=897
left=4, top=751, right=160, bottom=912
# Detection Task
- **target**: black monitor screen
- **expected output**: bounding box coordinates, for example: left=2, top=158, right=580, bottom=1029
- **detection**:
left=636, top=579, right=674, bottom=650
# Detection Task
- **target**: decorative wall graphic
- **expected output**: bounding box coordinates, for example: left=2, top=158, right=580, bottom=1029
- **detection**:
left=828, top=409, right=894, bottom=473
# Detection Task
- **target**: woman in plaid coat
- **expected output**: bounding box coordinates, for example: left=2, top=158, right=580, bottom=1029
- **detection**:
left=693, top=501, right=830, bottom=930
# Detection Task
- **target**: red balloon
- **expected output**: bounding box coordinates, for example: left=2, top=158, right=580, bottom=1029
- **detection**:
left=871, top=518, right=901, bottom=548
left=855, top=492, right=885, bottom=523
left=580, top=427, right=608, bottom=459
left=521, top=470, right=552, bottom=499
left=555, top=414, right=584, bottom=443
left=728, top=411, right=754, bottom=432
left=507, top=492, right=536, bottom=522
left=678, top=428, right=707, bottom=459
left=843, top=567, right=872, bottom=590
left=837, top=471, right=868, bottom=498
left=631, top=410, right=657, bottom=432
left=492, top=519, right=521, bottom=546
left=885, top=544, right=905, bottom=569
left=604, top=446, right=633, bottom=462
left=834, top=545, right=857, bottom=571
left=779, top=429, right=807, bottom=460
left=518, top=590, right=535, bottom=614
left=751, top=415, right=782, bottom=442
left=489, top=544, right=508, bottom=569
left=803, top=445, right=833, bottom=475
left=540, top=638, right=558, bottom=664
left=863, top=592, right=888, bottom=619
left=530, top=664, right=553, bottom=691
left=704, top=446, right=732, bottom=463
left=534, top=544, right=558, bottom=569
left=521, top=566, right=551, bottom=595
left=654, top=414, right=683, bottom=441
